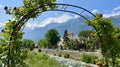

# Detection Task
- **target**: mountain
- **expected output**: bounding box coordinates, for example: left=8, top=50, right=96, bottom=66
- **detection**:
left=24, top=18, right=92, bottom=42
left=111, top=16, right=120, bottom=27
left=23, top=16, right=120, bottom=42
left=0, top=16, right=120, bottom=42
left=23, top=17, right=93, bottom=42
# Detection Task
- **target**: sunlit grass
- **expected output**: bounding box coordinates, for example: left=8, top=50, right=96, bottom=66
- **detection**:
left=25, top=51, right=67, bottom=67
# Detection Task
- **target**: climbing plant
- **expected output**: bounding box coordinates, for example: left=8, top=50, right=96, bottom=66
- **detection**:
left=0, top=0, right=56, bottom=67
left=86, top=14, right=120, bottom=67
left=0, top=0, right=119, bottom=67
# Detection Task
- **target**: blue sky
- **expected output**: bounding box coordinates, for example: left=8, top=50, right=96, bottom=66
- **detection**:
left=0, top=0, right=120, bottom=29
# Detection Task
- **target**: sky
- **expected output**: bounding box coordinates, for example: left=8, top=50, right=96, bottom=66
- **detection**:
left=0, top=0, right=120, bottom=29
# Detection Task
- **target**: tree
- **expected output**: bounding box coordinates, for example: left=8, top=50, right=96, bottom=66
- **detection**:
left=45, top=29, right=60, bottom=48
left=78, top=30, right=96, bottom=51
left=69, top=39, right=80, bottom=50
left=22, top=39, right=35, bottom=48
left=63, top=30, right=70, bottom=49
left=63, top=30, right=69, bottom=41
left=78, top=30, right=92, bottom=37
left=38, top=38, right=49, bottom=48
left=69, top=39, right=75, bottom=49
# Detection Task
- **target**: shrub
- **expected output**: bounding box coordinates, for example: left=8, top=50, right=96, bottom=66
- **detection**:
left=81, top=53, right=90, bottom=63
left=58, top=54, right=62, bottom=57
left=38, top=48, right=42, bottom=52
left=81, top=53, right=98, bottom=64
left=54, top=53, right=56, bottom=56
left=90, top=56, right=98, bottom=64
left=64, top=53, right=70, bottom=58
left=38, top=38, right=49, bottom=48
left=29, top=47, right=33, bottom=51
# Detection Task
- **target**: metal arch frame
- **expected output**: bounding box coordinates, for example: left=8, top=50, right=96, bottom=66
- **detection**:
left=45, top=3, right=96, bottom=21
left=46, top=9, right=89, bottom=20
left=15, top=3, right=96, bottom=32
left=7, top=3, right=96, bottom=67
left=16, top=3, right=96, bottom=28
left=51, top=3, right=95, bottom=17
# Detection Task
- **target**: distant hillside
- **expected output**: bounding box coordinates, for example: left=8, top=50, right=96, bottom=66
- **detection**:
left=0, top=16, right=120, bottom=42
left=23, top=16, right=120, bottom=42
left=111, top=17, right=120, bottom=27
left=23, top=17, right=93, bottom=42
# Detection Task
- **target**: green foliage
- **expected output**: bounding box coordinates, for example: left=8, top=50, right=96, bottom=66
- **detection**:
left=22, top=39, right=35, bottom=48
left=38, top=29, right=60, bottom=48
left=45, top=29, right=60, bottom=48
left=25, top=51, right=67, bottom=67
left=63, top=30, right=70, bottom=49
left=38, top=38, right=49, bottom=48
left=69, top=39, right=76, bottom=49
left=86, top=43, right=95, bottom=51
left=64, top=53, right=70, bottom=58
left=1, top=0, right=57, bottom=66
left=58, top=54, right=62, bottom=57
left=38, top=48, right=42, bottom=52
left=0, top=45, right=7, bottom=54
left=63, top=30, right=70, bottom=42
left=78, top=30, right=92, bottom=37
left=69, top=39, right=80, bottom=50
left=81, top=53, right=98, bottom=64
left=5, top=0, right=57, bottom=20
left=86, top=14, right=120, bottom=67
left=0, top=20, right=27, bottom=67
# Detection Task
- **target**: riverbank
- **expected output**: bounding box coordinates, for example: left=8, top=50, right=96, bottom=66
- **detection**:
left=49, top=54, right=98, bottom=67
left=33, top=48, right=100, bottom=67
left=41, top=49, right=102, bottom=61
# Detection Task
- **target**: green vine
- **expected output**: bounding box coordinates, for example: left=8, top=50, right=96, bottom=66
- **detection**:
left=0, top=0, right=119, bottom=67
left=86, top=14, right=120, bottom=67
left=0, top=0, right=56, bottom=67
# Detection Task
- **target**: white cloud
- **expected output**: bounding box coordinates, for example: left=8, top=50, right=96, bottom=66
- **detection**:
left=26, top=14, right=73, bottom=29
left=103, top=6, right=120, bottom=18
left=0, top=4, right=3, bottom=8
left=91, top=7, right=120, bottom=18
left=25, top=22, right=39, bottom=29
left=92, top=9, right=98, bottom=14
left=113, top=6, right=120, bottom=11
left=103, top=11, right=120, bottom=18
left=0, top=14, right=72, bottom=29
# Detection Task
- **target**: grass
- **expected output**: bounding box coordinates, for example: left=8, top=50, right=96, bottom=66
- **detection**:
left=81, top=53, right=98, bottom=64
left=25, top=51, right=67, bottom=67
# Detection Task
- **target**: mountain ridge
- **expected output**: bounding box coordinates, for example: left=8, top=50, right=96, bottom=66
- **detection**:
left=0, top=16, right=120, bottom=42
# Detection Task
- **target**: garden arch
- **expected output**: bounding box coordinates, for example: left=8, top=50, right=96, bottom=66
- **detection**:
left=11, top=3, right=96, bottom=40
left=2, top=2, right=119, bottom=67
left=5, top=3, right=97, bottom=67
left=7, top=3, right=96, bottom=33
